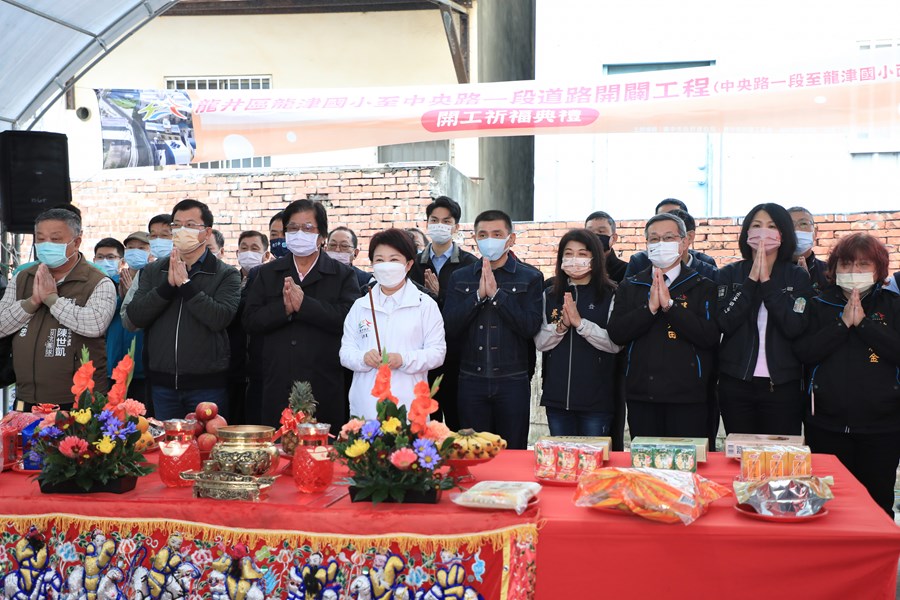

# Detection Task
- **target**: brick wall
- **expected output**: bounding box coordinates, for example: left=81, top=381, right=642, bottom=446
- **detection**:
left=41, top=166, right=899, bottom=277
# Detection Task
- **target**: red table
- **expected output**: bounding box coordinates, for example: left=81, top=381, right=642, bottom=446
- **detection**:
left=2, top=451, right=899, bottom=599
left=469, top=451, right=900, bottom=600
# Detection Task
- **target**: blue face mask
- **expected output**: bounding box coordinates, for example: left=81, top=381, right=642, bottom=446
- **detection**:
left=476, top=236, right=510, bottom=262
left=124, top=248, right=149, bottom=270
left=35, top=241, right=72, bottom=269
left=95, top=259, right=120, bottom=278
left=149, top=238, right=173, bottom=259
left=270, top=237, right=289, bottom=258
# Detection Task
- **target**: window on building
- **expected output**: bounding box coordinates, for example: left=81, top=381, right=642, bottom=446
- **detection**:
left=378, top=140, right=450, bottom=163
left=165, top=75, right=273, bottom=169
left=604, top=60, right=715, bottom=75
left=851, top=41, right=900, bottom=154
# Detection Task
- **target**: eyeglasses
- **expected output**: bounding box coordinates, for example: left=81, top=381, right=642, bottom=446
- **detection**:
left=647, top=234, right=683, bottom=244
left=285, top=223, right=318, bottom=234
left=794, top=220, right=815, bottom=229
left=170, top=222, right=206, bottom=231
left=94, top=254, right=120, bottom=261
left=326, top=242, right=354, bottom=252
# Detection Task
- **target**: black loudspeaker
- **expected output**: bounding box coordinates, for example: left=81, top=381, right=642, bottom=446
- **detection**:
left=0, top=131, right=72, bottom=234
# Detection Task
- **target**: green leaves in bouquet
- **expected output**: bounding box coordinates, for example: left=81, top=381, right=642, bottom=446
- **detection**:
left=34, top=346, right=154, bottom=491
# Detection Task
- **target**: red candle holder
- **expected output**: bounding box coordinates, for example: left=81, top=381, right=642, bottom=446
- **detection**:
left=158, top=419, right=201, bottom=488
left=292, top=423, right=334, bottom=493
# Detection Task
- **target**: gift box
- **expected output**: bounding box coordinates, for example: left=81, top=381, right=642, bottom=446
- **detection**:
left=534, top=437, right=610, bottom=483
left=725, top=433, right=804, bottom=458
left=630, top=437, right=708, bottom=463
left=630, top=442, right=697, bottom=472
left=0, top=411, right=43, bottom=470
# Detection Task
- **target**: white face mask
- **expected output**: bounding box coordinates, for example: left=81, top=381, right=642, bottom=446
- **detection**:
left=172, top=227, right=204, bottom=253
left=836, top=272, right=875, bottom=294
left=326, top=250, right=352, bottom=265
left=427, top=223, right=453, bottom=245
left=794, top=231, right=814, bottom=256
left=285, top=231, right=320, bottom=257
left=237, top=251, right=264, bottom=272
left=561, top=257, right=591, bottom=279
left=647, top=241, right=682, bottom=269
left=373, top=262, right=408, bottom=288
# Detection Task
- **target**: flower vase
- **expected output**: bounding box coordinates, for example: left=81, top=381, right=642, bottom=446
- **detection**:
left=39, top=476, right=137, bottom=495
left=349, top=486, right=441, bottom=504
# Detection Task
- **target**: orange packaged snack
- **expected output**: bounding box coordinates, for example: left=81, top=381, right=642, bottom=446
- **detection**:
left=574, top=467, right=731, bottom=525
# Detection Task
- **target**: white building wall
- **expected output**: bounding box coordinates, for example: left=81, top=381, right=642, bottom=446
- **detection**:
left=534, top=0, right=900, bottom=220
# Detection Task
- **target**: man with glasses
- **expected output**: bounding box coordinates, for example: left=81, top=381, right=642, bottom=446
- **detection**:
left=127, top=199, right=241, bottom=420
left=0, top=208, right=116, bottom=410
left=243, top=200, right=359, bottom=433
left=788, top=206, right=828, bottom=291
left=607, top=212, right=719, bottom=438
left=325, top=226, right=373, bottom=291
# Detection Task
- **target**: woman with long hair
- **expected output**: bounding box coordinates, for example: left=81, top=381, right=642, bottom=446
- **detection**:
left=715, top=203, right=814, bottom=435
left=794, top=233, right=900, bottom=516
left=535, top=229, right=620, bottom=436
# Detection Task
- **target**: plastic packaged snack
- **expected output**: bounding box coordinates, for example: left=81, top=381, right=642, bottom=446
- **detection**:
left=574, top=467, right=731, bottom=525
left=533, top=437, right=609, bottom=483
left=452, top=481, right=542, bottom=514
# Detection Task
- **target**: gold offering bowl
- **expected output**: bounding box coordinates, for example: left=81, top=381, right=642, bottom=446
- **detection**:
left=211, top=425, right=280, bottom=477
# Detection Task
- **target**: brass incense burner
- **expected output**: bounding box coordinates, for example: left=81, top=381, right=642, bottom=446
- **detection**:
left=181, top=425, right=280, bottom=501
left=211, top=425, right=280, bottom=476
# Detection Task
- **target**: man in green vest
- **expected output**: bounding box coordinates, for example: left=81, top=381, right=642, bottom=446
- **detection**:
left=0, top=208, right=116, bottom=410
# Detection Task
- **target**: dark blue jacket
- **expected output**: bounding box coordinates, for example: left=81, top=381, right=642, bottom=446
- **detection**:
left=794, top=285, right=900, bottom=433
left=540, top=283, right=618, bottom=412
left=443, top=254, right=543, bottom=378
left=607, top=265, right=719, bottom=404
left=625, top=250, right=718, bottom=280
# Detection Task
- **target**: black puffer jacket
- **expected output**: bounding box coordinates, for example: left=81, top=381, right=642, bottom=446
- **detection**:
left=716, top=260, right=813, bottom=385
left=794, top=285, right=900, bottom=433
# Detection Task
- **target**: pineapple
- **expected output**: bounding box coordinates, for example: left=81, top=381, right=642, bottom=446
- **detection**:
left=281, top=381, right=318, bottom=456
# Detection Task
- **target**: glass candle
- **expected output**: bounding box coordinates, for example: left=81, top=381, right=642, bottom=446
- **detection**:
left=292, top=423, right=334, bottom=493
left=158, top=419, right=201, bottom=487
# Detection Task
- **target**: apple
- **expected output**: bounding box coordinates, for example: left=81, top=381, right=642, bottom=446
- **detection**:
left=195, top=402, right=219, bottom=422
left=197, top=433, right=218, bottom=453
left=205, top=415, right=228, bottom=437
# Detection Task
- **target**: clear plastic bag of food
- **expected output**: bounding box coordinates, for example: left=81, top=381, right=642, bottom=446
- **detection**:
left=574, top=467, right=731, bottom=525
left=451, top=481, right=542, bottom=514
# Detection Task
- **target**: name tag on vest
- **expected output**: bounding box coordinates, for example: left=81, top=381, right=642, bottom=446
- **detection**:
left=45, top=327, right=72, bottom=358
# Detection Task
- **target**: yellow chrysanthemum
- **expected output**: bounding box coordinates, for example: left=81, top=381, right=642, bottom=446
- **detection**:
left=93, top=435, right=116, bottom=454
left=345, top=439, right=370, bottom=458
left=381, top=417, right=402, bottom=435
left=72, top=408, right=92, bottom=425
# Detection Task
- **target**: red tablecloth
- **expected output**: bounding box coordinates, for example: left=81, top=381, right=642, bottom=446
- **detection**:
left=470, top=451, right=900, bottom=600
left=3, top=451, right=899, bottom=599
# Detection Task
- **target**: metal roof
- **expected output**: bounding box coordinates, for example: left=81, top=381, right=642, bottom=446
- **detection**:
left=0, top=0, right=180, bottom=132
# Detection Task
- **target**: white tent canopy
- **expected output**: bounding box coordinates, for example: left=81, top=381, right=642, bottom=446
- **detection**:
left=0, top=0, right=178, bottom=132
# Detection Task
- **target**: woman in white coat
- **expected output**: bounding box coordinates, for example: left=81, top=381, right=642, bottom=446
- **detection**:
left=340, top=228, right=447, bottom=419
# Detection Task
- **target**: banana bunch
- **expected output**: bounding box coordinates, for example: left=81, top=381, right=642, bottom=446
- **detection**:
left=448, top=429, right=507, bottom=459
